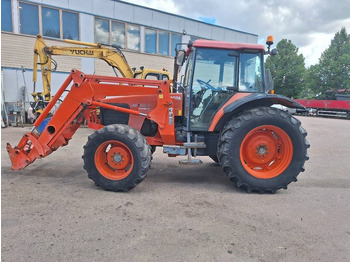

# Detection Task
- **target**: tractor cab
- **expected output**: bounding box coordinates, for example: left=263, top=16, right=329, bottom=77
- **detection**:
left=176, top=40, right=266, bottom=131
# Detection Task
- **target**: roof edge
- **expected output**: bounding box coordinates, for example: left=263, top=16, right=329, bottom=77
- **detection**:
left=193, top=39, right=265, bottom=51
left=116, top=0, right=258, bottom=37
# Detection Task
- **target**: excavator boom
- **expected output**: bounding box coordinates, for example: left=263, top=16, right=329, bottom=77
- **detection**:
left=32, top=35, right=171, bottom=115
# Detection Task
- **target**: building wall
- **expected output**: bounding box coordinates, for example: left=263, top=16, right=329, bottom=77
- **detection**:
left=1, top=32, right=175, bottom=76
left=1, top=33, right=82, bottom=72
left=1, top=0, right=258, bottom=108
left=24, top=0, right=257, bottom=43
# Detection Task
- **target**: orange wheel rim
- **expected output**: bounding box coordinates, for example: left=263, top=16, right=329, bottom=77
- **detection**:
left=240, top=125, right=293, bottom=179
left=95, top=140, right=133, bottom=180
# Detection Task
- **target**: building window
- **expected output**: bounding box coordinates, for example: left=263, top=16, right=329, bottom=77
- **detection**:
left=63, top=11, right=79, bottom=40
left=18, top=2, right=79, bottom=39
left=127, top=24, right=140, bottom=51
left=95, top=17, right=110, bottom=45
left=93, top=17, right=181, bottom=56
left=112, top=21, right=125, bottom=48
left=1, top=0, right=12, bottom=32
left=145, top=29, right=170, bottom=56
left=19, top=2, right=39, bottom=36
left=94, top=18, right=140, bottom=51
left=159, top=31, right=169, bottom=56
left=145, top=28, right=157, bottom=54
left=42, top=7, right=60, bottom=38
left=171, top=33, right=182, bottom=56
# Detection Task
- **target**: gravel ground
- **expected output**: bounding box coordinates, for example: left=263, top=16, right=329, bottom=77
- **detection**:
left=1, top=116, right=350, bottom=262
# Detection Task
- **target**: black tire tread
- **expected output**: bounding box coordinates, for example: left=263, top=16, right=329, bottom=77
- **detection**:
left=218, top=107, right=310, bottom=193
left=82, top=124, right=151, bottom=192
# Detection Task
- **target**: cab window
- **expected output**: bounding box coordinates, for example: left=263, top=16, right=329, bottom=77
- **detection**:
left=239, top=53, right=264, bottom=92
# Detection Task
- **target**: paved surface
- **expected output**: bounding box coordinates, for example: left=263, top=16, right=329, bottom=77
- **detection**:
left=1, top=116, right=350, bottom=262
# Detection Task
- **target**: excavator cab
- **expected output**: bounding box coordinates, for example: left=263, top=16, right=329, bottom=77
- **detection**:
left=133, top=67, right=170, bottom=81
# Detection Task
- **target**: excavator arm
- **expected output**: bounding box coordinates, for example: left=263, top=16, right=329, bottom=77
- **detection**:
left=45, top=38, right=135, bottom=77
left=33, top=35, right=53, bottom=104
left=32, top=35, right=171, bottom=115
left=33, top=35, right=134, bottom=98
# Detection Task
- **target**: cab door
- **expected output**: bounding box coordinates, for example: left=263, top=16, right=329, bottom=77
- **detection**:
left=186, top=48, right=239, bottom=131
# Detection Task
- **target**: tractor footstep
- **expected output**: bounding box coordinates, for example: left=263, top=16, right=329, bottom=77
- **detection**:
left=179, top=159, right=203, bottom=165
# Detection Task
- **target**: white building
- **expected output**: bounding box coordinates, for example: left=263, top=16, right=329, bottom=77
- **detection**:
left=1, top=0, right=258, bottom=123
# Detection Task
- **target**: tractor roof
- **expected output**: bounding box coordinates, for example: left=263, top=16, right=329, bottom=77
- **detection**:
left=193, top=39, right=265, bottom=52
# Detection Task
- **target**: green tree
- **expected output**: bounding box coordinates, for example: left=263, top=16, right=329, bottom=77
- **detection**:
left=265, top=39, right=306, bottom=98
left=301, top=65, right=321, bottom=99
left=309, top=27, right=350, bottom=99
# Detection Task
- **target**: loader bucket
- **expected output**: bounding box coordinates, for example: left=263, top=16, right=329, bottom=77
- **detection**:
left=6, top=132, right=42, bottom=170
left=7, top=142, right=32, bottom=170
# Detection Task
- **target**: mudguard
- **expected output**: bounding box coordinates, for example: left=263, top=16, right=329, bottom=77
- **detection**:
left=209, top=93, right=306, bottom=132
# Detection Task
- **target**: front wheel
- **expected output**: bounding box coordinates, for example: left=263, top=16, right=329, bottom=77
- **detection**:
left=218, top=107, right=310, bottom=193
left=82, top=124, right=151, bottom=192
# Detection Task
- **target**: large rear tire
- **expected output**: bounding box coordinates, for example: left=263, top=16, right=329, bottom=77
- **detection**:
left=82, top=124, right=151, bottom=192
left=218, top=107, right=309, bottom=193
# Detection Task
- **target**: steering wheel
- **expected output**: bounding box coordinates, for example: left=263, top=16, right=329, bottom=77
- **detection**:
left=197, top=79, right=217, bottom=91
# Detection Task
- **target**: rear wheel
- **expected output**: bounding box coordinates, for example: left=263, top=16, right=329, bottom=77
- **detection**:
left=218, top=107, right=309, bottom=193
left=83, top=124, right=151, bottom=192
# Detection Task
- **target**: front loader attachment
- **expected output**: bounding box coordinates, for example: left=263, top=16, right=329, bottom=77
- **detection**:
left=6, top=118, right=82, bottom=170
left=7, top=70, right=85, bottom=170
left=7, top=69, right=174, bottom=171
left=7, top=132, right=45, bottom=170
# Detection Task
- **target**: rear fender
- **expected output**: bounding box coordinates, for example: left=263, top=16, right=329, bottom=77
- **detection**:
left=209, top=93, right=305, bottom=132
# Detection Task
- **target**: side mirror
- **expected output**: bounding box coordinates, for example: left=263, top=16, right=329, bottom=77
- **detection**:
left=270, top=48, right=278, bottom=56
left=176, top=50, right=186, bottom=66
left=265, top=69, right=274, bottom=93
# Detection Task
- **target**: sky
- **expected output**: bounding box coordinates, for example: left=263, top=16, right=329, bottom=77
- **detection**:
left=124, top=0, right=350, bottom=67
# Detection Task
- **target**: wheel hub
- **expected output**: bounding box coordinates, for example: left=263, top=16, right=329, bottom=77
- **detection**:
left=256, top=144, right=269, bottom=157
left=94, top=139, right=135, bottom=181
left=112, top=153, right=123, bottom=163
left=244, top=132, right=276, bottom=164
left=106, top=146, right=130, bottom=170
left=240, top=125, right=293, bottom=179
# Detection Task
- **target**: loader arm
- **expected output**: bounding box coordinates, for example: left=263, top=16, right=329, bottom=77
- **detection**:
left=8, top=69, right=176, bottom=170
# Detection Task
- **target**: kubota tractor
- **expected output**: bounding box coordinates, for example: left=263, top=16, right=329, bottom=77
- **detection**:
left=7, top=36, right=309, bottom=193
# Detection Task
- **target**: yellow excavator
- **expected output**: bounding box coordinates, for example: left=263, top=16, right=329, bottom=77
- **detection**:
left=32, top=34, right=171, bottom=115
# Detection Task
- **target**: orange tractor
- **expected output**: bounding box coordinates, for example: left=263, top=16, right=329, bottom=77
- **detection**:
left=7, top=37, right=309, bottom=193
